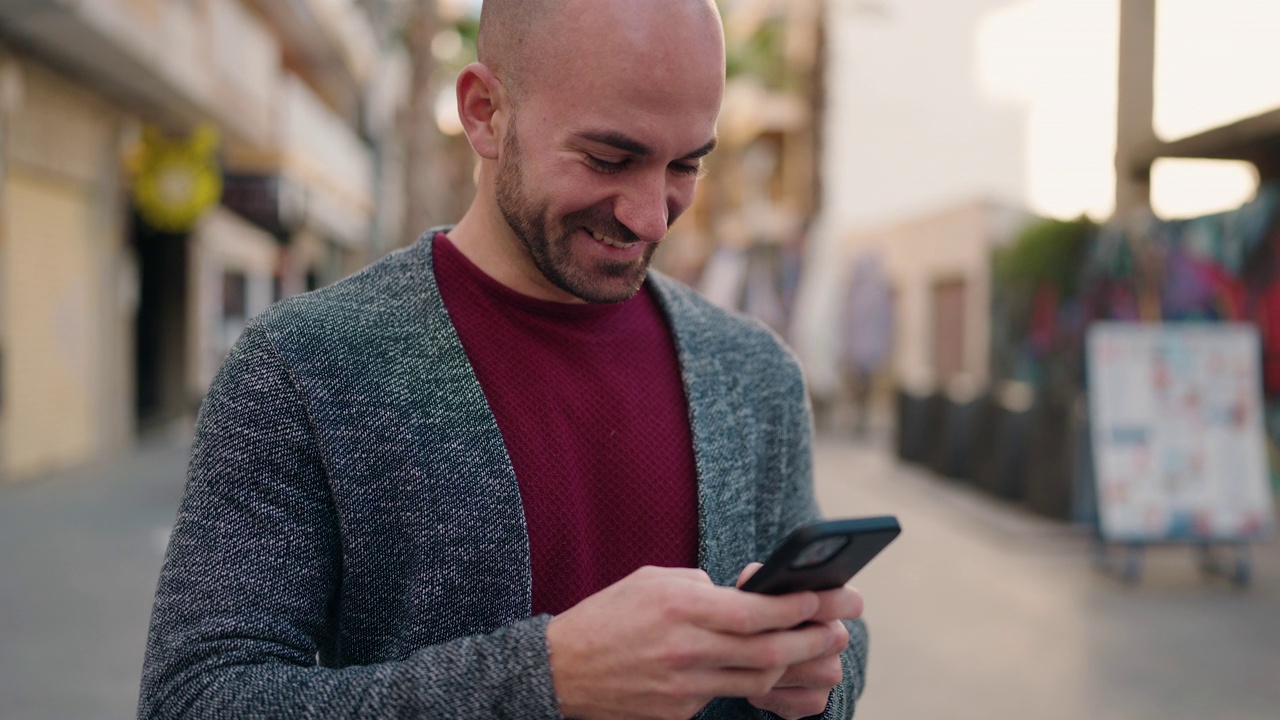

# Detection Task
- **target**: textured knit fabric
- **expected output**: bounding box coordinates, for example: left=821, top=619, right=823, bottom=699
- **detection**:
left=138, top=229, right=869, bottom=719
left=433, top=234, right=699, bottom=616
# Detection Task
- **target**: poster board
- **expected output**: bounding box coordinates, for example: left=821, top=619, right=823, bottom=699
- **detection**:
left=1086, top=322, right=1276, bottom=542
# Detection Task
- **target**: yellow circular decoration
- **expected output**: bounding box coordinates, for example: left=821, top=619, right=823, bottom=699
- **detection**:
left=130, top=124, right=222, bottom=233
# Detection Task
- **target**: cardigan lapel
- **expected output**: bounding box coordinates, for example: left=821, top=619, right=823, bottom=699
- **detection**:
left=406, top=232, right=534, bottom=620
left=649, top=273, right=758, bottom=587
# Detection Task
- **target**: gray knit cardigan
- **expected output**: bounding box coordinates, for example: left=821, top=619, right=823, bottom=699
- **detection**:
left=138, top=232, right=868, bottom=719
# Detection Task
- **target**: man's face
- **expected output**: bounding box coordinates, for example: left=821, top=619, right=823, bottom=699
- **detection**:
left=495, top=120, right=662, bottom=304
left=490, top=15, right=724, bottom=304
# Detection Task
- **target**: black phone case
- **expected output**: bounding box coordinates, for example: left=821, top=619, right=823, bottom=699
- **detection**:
left=740, top=516, right=901, bottom=595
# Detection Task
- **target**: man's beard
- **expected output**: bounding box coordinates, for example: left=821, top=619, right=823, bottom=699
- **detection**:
left=494, top=125, right=659, bottom=304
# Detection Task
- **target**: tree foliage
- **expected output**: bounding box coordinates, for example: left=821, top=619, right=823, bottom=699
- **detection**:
left=994, top=216, right=1097, bottom=296
left=725, top=17, right=791, bottom=89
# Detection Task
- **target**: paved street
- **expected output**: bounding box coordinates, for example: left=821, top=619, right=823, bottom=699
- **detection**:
left=820, top=435, right=1280, bottom=720
left=1, top=430, right=1277, bottom=719
left=0, top=430, right=191, bottom=720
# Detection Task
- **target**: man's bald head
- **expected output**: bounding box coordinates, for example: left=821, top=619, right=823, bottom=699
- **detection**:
left=453, top=0, right=727, bottom=303
left=475, top=0, right=552, bottom=98
left=477, top=0, right=724, bottom=101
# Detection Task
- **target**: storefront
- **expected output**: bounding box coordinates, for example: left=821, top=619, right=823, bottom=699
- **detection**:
left=0, top=0, right=384, bottom=484
left=0, top=60, right=133, bottom=479
left=187, top=207, right=280, bottom=397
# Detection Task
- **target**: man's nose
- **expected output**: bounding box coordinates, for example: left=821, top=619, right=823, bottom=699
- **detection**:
left=614, top=173, right=672, bottom=244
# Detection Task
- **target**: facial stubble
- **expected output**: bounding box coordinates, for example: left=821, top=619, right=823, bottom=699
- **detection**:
left=494, top=122, right=659, bottom=304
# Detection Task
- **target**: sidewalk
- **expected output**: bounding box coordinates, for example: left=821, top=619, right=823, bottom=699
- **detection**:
left=1, top=431, right=1276, bottom=719
left=0, top=433, right=191, bottom=720
left=813, top=435, right=1280, bottom=720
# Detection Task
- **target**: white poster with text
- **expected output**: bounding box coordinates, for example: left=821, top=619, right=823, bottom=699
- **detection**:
left=1087, top=322, right=1276, bottom=542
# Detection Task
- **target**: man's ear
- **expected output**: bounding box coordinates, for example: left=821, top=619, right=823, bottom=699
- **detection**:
left=456, top=63, right=506, bottom=160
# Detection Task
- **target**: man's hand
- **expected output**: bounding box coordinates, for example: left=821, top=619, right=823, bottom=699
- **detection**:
left=735, top=563, right=865, bottom=720
left=545, top=566, right=843, bottom=720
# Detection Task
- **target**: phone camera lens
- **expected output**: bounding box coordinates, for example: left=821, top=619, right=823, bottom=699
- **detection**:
left=788, top=536, right=849, bottom=570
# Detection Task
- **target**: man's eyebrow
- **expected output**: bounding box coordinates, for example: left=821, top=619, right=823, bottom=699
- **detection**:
left=578, top=131, right=652, bottom=156
left=577, top=132, right=718, bottom=160
left=685, top=137, right=718, bottom=160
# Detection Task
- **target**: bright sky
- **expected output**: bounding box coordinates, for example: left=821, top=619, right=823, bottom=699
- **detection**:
left=980, top=0, right=1280, bottom=221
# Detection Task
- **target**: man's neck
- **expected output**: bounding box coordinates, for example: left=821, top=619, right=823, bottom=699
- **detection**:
left=446, top=197, right=584, bottom=304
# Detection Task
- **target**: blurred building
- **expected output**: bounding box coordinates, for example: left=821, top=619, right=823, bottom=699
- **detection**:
left=838, top=198, right=1031, bottom=395
left=0, top=0, right=835, bottom=483
left=1115, top=0, right=1280, bottom=213
left=0, top=0, right=407, bottom=482
left=659, top=0, right=823, bottom=302
left=796, top=0, right=1029, bottom=398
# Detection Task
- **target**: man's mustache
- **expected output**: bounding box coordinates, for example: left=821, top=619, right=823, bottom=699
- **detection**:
left=567, top=210, right=652, bottom=245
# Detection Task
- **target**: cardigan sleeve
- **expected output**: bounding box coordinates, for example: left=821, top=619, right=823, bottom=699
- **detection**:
left=711, top=343, right=869, bottom=720
left=775, top=350, right=868, bottom=720
left=137, top=323, right=561, bottom=720
left=782, top=355, right=867, bottom=720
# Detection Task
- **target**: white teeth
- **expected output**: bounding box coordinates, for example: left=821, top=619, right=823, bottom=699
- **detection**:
left=591, top=230, right=637, bottom=249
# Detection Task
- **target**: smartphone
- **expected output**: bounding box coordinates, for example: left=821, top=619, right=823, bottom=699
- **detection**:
left=740, top=516, right=901, bottom=595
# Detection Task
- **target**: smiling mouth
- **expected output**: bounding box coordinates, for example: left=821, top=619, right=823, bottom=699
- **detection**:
left=589, top=229, right=638, bottom=249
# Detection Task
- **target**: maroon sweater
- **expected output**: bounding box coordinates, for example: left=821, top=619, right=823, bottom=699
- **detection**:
left=432, top=234, right=699, bottom=616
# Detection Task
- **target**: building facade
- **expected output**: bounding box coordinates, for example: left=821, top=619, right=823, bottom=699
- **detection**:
left=793, top=0, right=1030, bottom=399
left=838, top=199, right=1031, bottom=396
left=0, top=0, right=403, bottom=482
left=1115, top=0, right=1280, bottom=213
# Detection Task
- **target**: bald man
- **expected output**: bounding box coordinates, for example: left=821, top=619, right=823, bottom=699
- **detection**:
left=138, top=1, right=868, bottom=718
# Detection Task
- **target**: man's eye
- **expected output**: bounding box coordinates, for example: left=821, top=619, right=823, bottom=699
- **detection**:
left=671, top=162, right=702, bottom=177
left=587, top=155, right=628, bottom=173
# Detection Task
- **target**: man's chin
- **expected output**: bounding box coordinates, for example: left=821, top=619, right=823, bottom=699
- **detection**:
left=536, top=233, right=657, bottom=303
left=561, top=265, right=650, bottom=304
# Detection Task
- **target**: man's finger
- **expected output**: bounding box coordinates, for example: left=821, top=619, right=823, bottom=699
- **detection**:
left=688, top=585, right=819, bottom=634
left=772, top=641, right=847, bottom=688
left=748, top=686, right=834, bottom=719
left=661, top=566, right=714, bottom=584
left=735, top=562, right=763, bottom=589
left=701, top=621, right=838, bottom=670
left=810, top=585, right=864, bottom=623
